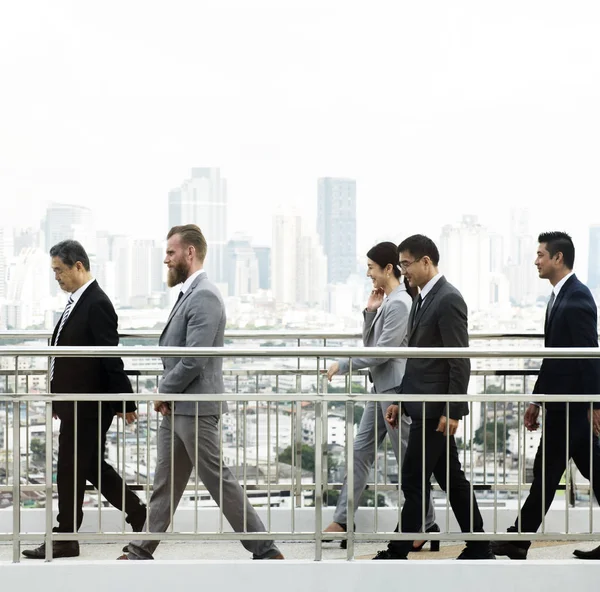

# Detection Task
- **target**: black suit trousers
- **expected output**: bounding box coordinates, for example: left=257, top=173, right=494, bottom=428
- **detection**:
left=56, top=410, right=143, bottom=533
left=388, top=418, right=486, bottom=556
left=510, top=409, right=600, bottom=549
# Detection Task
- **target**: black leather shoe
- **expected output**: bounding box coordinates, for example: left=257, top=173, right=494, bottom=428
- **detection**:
left=122, top=504, right=147, bottom=552
left=410, top=522, right=441, bottom=552
left=323, top=522, right=348, bottom=549
left=22, top=541, right=80, bottom=559
left=372, top=549, right=407, bottom=560
left=573, top=545, right=600, bottom=560
left=127, top=504, right=147, bottom=532
left=456, top=546, right=495, bottom=560
left=491, top=541, right=527, bottom=560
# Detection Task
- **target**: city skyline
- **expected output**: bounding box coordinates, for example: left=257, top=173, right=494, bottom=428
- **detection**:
left=2, top=1, right=600, bottom=280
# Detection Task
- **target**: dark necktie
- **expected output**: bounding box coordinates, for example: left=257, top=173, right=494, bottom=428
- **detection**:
left=415, top=294, right=423, bottom=316
left=545, top=291, right=556, bottom=327
left=50, top=296, right=74, bottom=383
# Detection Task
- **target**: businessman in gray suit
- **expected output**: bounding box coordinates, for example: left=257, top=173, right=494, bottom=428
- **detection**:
left=120, top=224, right=283, bottom=560
left=373, top=235, right=493, bottom=560
left=323, top=242, right=437, bottom=551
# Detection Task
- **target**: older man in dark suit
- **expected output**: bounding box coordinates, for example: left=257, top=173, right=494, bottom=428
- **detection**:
left=23, top=240, right=146, bottom=559
left=373, top=234, right=493, bottom=560
left=492, top=231, right=600, bottom=560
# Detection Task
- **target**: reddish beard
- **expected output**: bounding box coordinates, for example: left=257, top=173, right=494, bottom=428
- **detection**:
left=167, top=262, right=189, bottom=287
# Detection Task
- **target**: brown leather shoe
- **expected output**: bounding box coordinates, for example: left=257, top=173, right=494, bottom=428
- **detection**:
left=22, top=541, right=80, bottom=559
left=117, top=554, right=129, bottom=560
left=268, top=553, right=284, bottom=559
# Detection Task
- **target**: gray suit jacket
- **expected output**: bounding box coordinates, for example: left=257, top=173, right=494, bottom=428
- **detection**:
left=399, top=275, right=470, bottom=420
left=337, top=283, right=412, bottom=393
left=159, top=272, right=227, bottom=416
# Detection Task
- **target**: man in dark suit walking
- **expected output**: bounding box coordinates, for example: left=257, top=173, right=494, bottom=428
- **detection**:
left=23, top=240, right=146, bottom=559
left=492, top=231, right=600, bottom=560
left=373, top=234, right=493, bottom=560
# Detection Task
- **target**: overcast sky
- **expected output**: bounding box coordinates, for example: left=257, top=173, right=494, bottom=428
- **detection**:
left=2, top=1, right=599, bottom=279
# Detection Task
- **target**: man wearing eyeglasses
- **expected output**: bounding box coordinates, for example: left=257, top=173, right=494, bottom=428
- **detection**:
left=373, top=234, right=494, bottom=561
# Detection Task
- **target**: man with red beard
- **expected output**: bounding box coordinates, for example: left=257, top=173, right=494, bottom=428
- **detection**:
left=119, top=224, right=283, bottom=560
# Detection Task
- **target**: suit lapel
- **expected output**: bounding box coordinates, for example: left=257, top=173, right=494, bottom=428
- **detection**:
left=408, top=276, right=447, bottom=341
left=161, top=273, right=206, bottom=338
left=55, top=281, right=97, bottom=341
left=546, top=274, right=576, bottom=330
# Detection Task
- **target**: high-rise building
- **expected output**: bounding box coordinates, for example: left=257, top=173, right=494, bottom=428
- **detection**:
left=272, top=214, right=301, bottom=306
left=168, top=168, right=227, bottom=284
left=272, top=214, right=327, bottom=308
left=254, top=246, right=271, bottom=290
left=44, top=203, right=95, bottom=253
left=439, top=215, right=491, bottom=312
left=588, top=225, right=600, bottom=299
left=506, top=208, right=537, bottom=305
left=4, top=248, right=52, bottom=329
left=0, top=227, right=14, bottom=300
left=317, top=177, right=356, bottom=284
left=297, top=231, right=327, bottom=308
left=225, top=235, right=260, bottom=298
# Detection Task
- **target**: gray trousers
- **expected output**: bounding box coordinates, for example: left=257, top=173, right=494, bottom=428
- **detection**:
left=333, top=394, right=436, bottom=529
left=128, top=414, right=280, bottom=559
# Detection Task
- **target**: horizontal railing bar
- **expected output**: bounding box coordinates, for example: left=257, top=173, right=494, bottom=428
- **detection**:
left=0, top=368, right=542, bottom=377
left=0, top=345, right=599, bottom=358
left=5, top=532, right=599, bottom=543
left=0, top=330, right=549, bottom=340
left=1, top=393, right=599, bottom=402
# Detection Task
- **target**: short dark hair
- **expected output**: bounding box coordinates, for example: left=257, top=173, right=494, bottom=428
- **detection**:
left=167, top=224, right=208, bottom=262
left=538, top=231, right=575, bottom=269
left=398, top=234, right=440, bottom=266
left=49, top=240, right=90, bottom=271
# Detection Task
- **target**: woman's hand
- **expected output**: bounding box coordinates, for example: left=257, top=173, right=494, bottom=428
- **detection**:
left=367, top=288, right=385, bottom=312
left=326, top=362, right=340, bottom=381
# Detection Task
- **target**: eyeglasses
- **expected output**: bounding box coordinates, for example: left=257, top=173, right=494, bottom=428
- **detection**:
left=399, top=257, right=423, bottom=271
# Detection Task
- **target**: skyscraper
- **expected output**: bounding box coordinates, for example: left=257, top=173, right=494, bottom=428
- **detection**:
left=272, top=213, right=327, bottom=308
left=506, top=208, right=537, bottom=305
left=225, top=235, right=260, bottom=298
left=168, top=168, right=227, bottom=284
left=317, top=177, right=357, bottom=284
left=588, top=225, right=600, bottom=298
left=254, top=246, right=271, bottom=291
left=0, top=226, right=14, bottom=300
left=44, top=203, right=95, bottom=253
left=439, top=215, right=491, bottom=312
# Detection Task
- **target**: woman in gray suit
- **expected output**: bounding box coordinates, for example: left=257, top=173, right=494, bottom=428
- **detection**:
left=323, top=242, right=438, bottom=550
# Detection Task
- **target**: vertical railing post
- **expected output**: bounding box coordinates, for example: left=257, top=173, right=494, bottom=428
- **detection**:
left=12, top=356, right=21, bottom=562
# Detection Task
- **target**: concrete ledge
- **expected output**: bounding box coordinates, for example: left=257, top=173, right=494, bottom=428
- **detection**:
left=3, top=560, right=600, bottom=592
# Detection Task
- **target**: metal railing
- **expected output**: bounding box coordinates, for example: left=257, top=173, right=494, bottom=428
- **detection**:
left=0, top=342, right=599, bottom=562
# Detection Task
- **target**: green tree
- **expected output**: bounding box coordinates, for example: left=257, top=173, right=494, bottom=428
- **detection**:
left=278, top=444, right=315, bottom=473
left=473, top=422, right=507, bottom=451
left=30, top=438, right=45, bottom=465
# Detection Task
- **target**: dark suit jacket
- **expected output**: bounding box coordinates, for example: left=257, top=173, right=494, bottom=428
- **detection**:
left=51, top=280, right=135, bottom=420
left=533, top=274, right=600, bottom=412
left=399, top=275, right=470, bottom=420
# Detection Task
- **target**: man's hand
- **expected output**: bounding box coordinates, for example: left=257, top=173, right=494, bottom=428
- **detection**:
left=385, top=404, right=399, bottom=428
left=524, top=404, right=541, bottom=431
left=117, top=411, right=138, bottom=424
left=588, top=408, right=600, bottom=436
left=436, top=415, right=459, bottom=436
left=326, top=362, right=340, bottom=381
left=154, top=401, right=171, bottom=416
left=367, top=288, right=385, bottom=312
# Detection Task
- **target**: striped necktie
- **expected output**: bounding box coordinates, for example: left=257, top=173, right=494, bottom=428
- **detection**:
left=49, top=296, right=74, bottom=384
